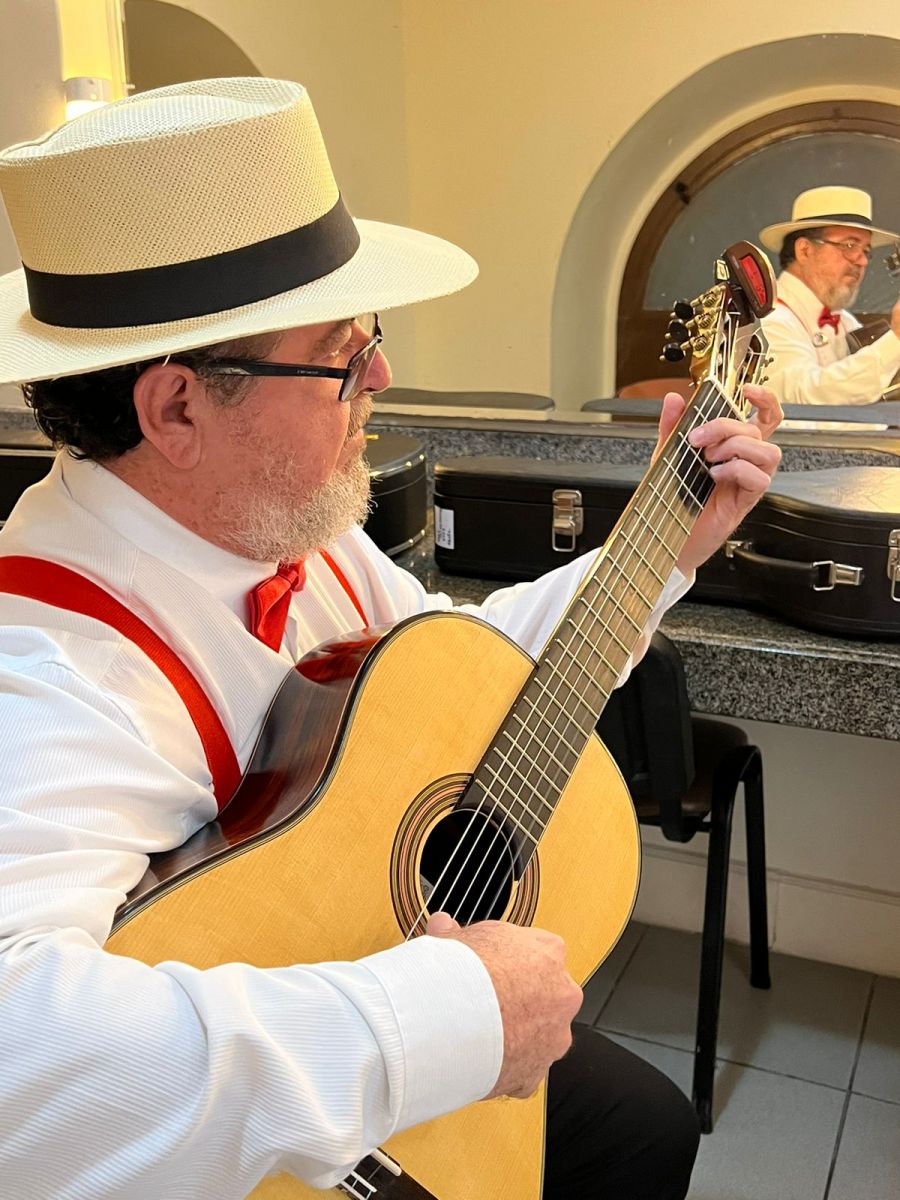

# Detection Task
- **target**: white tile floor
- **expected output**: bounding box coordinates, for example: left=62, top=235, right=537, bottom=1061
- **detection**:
left=580, top=923, right=900, bottom=1200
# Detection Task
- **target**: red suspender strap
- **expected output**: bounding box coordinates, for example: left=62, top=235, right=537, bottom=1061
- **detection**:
left=320, top=549, right=368, bottom=626
left=0, top=556, right=241, bottom=810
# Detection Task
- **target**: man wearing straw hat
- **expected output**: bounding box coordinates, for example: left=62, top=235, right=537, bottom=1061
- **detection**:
left=759, top=185, right=900, bottom=406
left=0, top=79, right=781, bottom=1198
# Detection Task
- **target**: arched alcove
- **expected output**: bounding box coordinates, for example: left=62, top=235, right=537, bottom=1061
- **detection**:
left=551, top=33, right=900, bottom=411
left=124, top=0, right=261, bottom=92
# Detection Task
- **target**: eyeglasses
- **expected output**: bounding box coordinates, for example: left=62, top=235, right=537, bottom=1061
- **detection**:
left=808, top=237, right=874, bottom=263
left=199, top=313, right=382, bottom=403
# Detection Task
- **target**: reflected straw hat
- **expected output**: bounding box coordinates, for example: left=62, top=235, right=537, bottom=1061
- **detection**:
left=0, top=77, right=478, bottom=385
left=759, top=185, right=899, bottom=254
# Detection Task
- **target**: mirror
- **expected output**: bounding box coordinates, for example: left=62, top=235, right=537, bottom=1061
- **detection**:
left=117, top=11, right=900, bottom=446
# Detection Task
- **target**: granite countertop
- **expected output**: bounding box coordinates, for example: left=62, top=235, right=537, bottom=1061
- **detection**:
left=395, top=532, right=900, bottom=742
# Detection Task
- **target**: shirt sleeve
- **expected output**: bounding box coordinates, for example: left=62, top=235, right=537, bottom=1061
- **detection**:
left=762, top=310, right=900, bottom=405
left=0, top=638, right=503, bottom=1198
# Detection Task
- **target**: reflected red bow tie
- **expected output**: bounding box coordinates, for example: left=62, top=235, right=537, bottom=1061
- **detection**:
left=818, top=306, right=841, bottom=334
left=248, top=560, right=306, bottom=651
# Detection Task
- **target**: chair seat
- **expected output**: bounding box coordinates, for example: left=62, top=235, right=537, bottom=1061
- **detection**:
left=634, top=717, right=748, bottom=821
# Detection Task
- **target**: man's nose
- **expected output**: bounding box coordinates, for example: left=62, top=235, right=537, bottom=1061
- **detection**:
left=365, top=346, right=392, bottom=395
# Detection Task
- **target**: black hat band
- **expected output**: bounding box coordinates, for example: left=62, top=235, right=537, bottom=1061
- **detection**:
left=23, top=195, right=360, bottom=329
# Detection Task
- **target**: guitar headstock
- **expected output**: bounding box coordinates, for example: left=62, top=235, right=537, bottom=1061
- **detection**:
left=885, top=240, right=900, bottom=279
left=660, top=240, right=776, bottom=419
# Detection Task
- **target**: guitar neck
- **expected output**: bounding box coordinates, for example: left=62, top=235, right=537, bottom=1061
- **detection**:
left=467, top=379, right=741, bottom=848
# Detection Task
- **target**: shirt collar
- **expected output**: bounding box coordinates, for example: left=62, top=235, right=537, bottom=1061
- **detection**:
left=59, top=454, right=278, bottom=620
left=777, top=271, right=837, bottom=323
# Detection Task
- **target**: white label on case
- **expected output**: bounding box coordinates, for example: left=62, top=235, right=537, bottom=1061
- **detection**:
left=434, top=506, right=455, bottom=549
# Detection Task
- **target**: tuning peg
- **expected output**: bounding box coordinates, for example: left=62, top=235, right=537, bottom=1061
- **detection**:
left=672, top=299, right=695, bottom=320
left=666, top=320, right=692, bottom=345
left=660, top=343, right=686, bottom=363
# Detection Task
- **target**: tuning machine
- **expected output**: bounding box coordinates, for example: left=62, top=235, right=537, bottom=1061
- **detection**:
left=660, top=309, right=695, bottom=362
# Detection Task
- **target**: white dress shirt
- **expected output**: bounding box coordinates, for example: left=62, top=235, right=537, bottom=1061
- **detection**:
left=761, top=271, right=900, bottom=406
left=0, top=452, right=690, bottom=1199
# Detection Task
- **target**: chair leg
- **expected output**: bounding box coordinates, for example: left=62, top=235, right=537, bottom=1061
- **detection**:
left=743, top=749, right=771, bottom=991
left=693, top=773, right=736, bottom=1135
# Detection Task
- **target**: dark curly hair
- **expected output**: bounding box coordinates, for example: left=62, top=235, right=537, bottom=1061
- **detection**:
left=21, top=330, right=282, bottom=463
left=779, top=227, right=824, bottom=270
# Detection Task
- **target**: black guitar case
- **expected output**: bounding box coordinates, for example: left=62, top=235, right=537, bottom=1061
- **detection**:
left=433, top=456, right=900, bottom=640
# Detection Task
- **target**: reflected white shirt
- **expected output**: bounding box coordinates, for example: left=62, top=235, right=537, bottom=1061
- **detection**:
left=761, top=271, right=900, bottom=406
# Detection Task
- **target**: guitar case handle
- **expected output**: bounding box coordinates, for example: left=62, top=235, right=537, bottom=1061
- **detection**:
left=726, top=541, right=865, bottom=592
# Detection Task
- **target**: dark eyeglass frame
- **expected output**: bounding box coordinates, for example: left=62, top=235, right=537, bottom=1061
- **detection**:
left=197, top=314, right=382, bottom=403
left=808, top=237, right=874, bottom=262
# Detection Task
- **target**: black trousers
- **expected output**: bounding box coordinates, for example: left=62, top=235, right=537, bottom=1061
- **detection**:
left=543, top=1024, right=700, bottom=1200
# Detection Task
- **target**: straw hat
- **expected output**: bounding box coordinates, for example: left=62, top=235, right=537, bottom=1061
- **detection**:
left=0, top=77, right=478, bottom=385
left=759, top=185, right=899, bottom=254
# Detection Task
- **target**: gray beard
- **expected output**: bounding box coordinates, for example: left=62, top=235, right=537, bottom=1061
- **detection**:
left=823, top=281, right=860, bottom=311
left=230, top=454, right=373, bottom=562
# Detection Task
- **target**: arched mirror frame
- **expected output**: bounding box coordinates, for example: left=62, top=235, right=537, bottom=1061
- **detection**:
left=615, top=101, right=900, bottom=390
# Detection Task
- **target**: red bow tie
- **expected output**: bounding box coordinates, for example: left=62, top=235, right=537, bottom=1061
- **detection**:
left=818, top=306, right=841, bottom=334
left=248, top=560, right=306, bottom=651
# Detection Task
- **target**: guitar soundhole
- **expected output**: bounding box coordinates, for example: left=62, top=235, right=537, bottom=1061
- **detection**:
left=419, top=807, right=516, bottom=924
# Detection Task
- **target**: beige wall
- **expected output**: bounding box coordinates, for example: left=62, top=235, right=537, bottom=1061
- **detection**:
left=157, top=3, right=900, bottom=403
left=0, top=0, right=63, bottom=405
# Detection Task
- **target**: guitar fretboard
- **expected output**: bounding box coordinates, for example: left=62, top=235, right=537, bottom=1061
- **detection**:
left=465, top=379, right=738, bottom=851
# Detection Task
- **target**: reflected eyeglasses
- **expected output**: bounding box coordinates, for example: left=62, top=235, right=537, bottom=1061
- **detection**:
left=198, top=314, right=382, bottom=403
left=808, top=238, right=874, bottom=263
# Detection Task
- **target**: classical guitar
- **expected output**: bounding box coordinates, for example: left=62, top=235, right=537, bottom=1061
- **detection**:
left=106, top=241, right=775, bottom=1200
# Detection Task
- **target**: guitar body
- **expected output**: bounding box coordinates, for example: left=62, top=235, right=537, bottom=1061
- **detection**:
left=107, top=612, right=641, bottom=1199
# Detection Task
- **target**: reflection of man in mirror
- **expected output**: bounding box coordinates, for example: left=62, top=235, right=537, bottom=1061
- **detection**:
left=758, top=186, right=900, bottom=405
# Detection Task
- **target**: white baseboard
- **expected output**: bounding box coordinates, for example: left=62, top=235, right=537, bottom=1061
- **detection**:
left=633, top=841, right=900, bottom=978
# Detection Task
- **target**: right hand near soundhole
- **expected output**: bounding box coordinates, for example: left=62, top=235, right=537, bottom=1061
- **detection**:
left=425, top=912, right=582, bottom=1099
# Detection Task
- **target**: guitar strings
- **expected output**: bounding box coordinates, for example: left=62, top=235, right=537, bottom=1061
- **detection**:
left=405, top=304, right=765, bottom=936
left=415, top=362, right=734, bottom=926
left=465, top=309, right=769, bottom=923
left=402, top=387, right=713, bottom=936
left=462, top=310, right=768, bottom=924
left=404, top=319, right=743, bottom=936
left=450, top=368, right=733, bottom=926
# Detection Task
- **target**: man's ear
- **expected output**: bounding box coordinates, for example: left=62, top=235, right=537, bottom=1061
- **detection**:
left=132, top=362, right=206, bottom=469
left=793, top=236, right=814, bottom=265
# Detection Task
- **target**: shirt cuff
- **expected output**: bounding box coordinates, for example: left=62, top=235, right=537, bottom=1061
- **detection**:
left=655, top=564, right=695, bottom=614
left=360, top=935, right=503, bottom=1131
left=874, top=330, right=900, bottom=375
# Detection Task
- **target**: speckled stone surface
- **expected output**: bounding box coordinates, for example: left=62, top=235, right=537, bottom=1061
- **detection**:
left=368, top=413, right=900, bottom=500
left=395, top=531, right=900, bottom=742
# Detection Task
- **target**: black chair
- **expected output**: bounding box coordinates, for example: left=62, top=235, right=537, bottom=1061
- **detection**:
left=595, top=632, right=771, bottom=1133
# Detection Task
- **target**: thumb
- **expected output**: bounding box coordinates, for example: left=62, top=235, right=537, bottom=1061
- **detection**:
left=425, top=911, right=462, bottom=936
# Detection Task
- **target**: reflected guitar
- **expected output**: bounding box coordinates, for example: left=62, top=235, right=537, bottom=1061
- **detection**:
left=846, top=241, right=900, bottom=398
left=106, top=241, right=776, bottom=1199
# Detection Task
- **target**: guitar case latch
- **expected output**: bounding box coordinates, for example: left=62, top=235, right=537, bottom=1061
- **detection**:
left=888, top=530, right=900, bottom=602
left=551, top=488, right=584, bottom=552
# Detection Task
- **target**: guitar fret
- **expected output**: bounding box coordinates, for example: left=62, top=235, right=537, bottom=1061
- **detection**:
left=475, top=767, right=542, bottom=842
left=503, top=716, right=578, bottom=777
left=503, top=711, right=583, bottom=766
left=614, top=526, right=667, bottom=585
left=538, top=657, right=607, bottom=715
left=644, top=475, right=691, bottom=534
left=484, top=746, right=555, bottom=823
left=519, top=685, right=590, bottom=758
left=580, top=587, right=643, bottom=635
